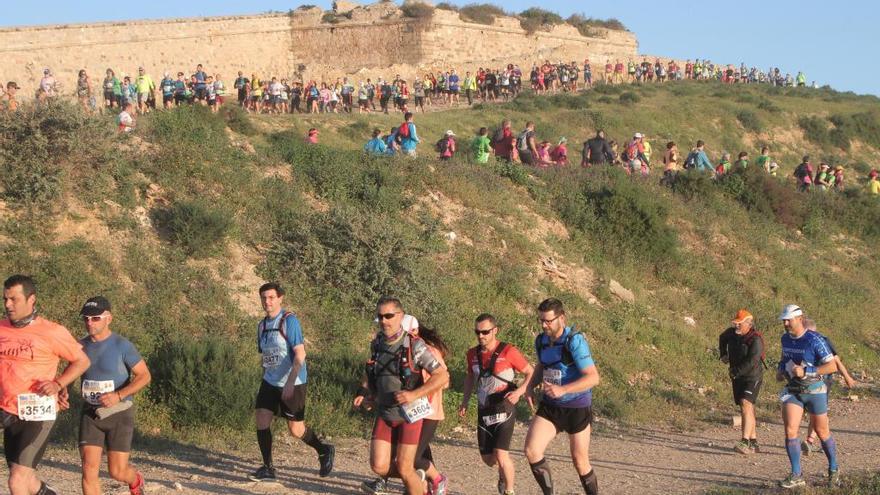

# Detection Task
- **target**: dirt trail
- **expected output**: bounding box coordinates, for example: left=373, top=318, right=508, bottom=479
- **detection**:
left=4, top=396, right=878, bottom=495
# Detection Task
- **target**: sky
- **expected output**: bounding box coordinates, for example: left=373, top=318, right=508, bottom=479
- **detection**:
left=3, top=0, right=878, bottom=95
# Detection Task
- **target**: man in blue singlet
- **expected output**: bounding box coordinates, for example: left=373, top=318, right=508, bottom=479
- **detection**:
left=776, top=304, right=840, bottom=489
left=78, top=296, right=151, bottom=495
left=249, top=282, right=334, bottom=482
left=524, top=298, right=600, bottom=495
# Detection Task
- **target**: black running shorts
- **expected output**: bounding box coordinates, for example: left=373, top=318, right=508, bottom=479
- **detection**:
left=732, top=377, right=762, bottom=406
left=79, top=405, right=135, bottom=452
left=477, top=406, right=516, bottom=455
left=1, top=411, right=54, bottom=468
left=535, top=403, right=592, bottom=435
left=255, top=380, right=307, bottom=421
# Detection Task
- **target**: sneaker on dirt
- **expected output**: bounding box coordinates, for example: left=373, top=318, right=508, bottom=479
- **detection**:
left=734, top=440, right=752, bottom=455
left=828, top=468, right=841, bottom=488
left=318, top=444, right=335, bottom=477
left=362, top=477, right=390, bottom=495
left=249, top=465, right=276, bottom=482
left=779, top=473, right=806, bottom=489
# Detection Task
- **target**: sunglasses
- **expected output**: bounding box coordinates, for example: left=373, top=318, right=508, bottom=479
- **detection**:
left=376, top=312, right=400, bottom=321
left=538, top=314, right=562, bottom=325
left=82, top=315, right=109, bottom=322
left=474, top=327, right=496, bottom=336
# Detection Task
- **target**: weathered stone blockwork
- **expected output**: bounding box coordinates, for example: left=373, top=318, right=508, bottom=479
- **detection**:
left=0, top=4, right=639, bottom=93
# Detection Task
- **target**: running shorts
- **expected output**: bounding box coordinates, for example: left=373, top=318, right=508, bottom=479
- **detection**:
left=137, top=93, right=150, bottom=104
left=1, top=411, right=54, bottom=468
left=195, top=88, right=207, bottom=100
left=255, top=380, right=307, bottom=421
left=732, top=377, right=762, bottom=405
left=104, top=91, right=114, bottom=102
left=371, top=417, right=422, bottom=446
left=535, top=403, right=592, bottom=435
left=162, top=94, right=173, bottom=104
left=79, top=405, right=135, bottom=452
left=780, top=390, right=828, bottom=415
left=477, top=406, right=515, bottom=455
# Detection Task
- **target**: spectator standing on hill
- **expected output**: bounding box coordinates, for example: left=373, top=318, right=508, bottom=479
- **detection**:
left=755, top=146, right=771, bottom=173
left=690, top=140, right=714, bottom=172
left=582, top=130, right=612, bottom=167
left=2, top=81, right=20, bottom=113
left=582, top=59, right=592, bottom=89
left=735, top=151, right=749, bottom=169
left=364, top=128, right=388, bottom=155
left=719, top=309, right=765, bottom=455
left=193, top=64, right=208, bottom=104
left=463, top=71, right=477, bottom=106
left=102, top=69, right=120, bottom=110
left=868, top=170, right=880, bottom=195
left=235, top=72, right=249, bottom=107
left=472, top=127, right=492, bottom=164
left=159, top=73, right=175, bottom=109
left=492, top=120, right=516, bottom=162
left=794, top=156, right=814, bottom=192
left=76, top=69, right=93, bottom=114
left=38, top=69, right=57, bottom=103
left=517, top=122, right=539, bottom=166
left=437, top=130, right=456, bottom=161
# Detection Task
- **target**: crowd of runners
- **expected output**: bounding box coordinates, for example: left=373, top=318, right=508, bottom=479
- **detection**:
left=0, top=57, right=815, bottom=116
left=0, top=273, right=858, bottom=495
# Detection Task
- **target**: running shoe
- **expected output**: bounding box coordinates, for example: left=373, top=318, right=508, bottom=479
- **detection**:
left=432, top=473, right=448, bottom=495
left=249, top=465, right=276, bottom=482
left=318, top=444, right=335, bottom=477
left=779, top=473, right=806, bottom=489
left=749, top=440, right=761, bottom=454
left=130, top=471, right=146, bottom=495
left=361, top=477, right=390, bottom=495
left=734, top=440, right=751, bottom=455
left=497, top=476, right=506, bottom=495
left=828, top=468, right=841, bottom=488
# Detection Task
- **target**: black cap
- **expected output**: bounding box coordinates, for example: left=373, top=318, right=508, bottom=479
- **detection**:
left=80, top=296, right=111, bottom=316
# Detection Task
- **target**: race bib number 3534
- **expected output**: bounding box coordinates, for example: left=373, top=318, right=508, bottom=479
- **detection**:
left=17, top=394, right=56, bottom=421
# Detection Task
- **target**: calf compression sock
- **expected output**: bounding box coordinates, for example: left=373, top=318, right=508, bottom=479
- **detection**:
left=301, top=427, right=327, bottom=452
left=579, top=469, right=598, bottom=495
left=257, top=428, right=273, bottom=467
left=529, top=458, right=554, bottom=495
left=785, top=438, right=802, bottom=475
left=821, top=436, right=839, bottom=471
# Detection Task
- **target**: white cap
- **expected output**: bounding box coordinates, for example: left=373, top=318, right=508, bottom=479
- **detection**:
left=634, top=132, right=643, bottom=139
left=778, top=304, right=803, bottom=320
left=445, top=130, right=455, bottom=136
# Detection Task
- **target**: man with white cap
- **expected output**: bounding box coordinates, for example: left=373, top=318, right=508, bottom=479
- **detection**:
left=437, top=130, right=456, bottom=161
left=776, top=304, right=840, bottom=489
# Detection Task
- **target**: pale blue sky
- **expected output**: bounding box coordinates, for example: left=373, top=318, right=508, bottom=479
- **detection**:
left=3, top=1, right=877, bottom=95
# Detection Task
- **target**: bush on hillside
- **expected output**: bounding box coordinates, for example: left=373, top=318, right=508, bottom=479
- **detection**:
left=150, top=104, right=227, bottom=153
left=735, top=109, right=763, bottom=133
left=220, top=105, right=257, bottom=136
left=151, top=337, right=259, bottom=429
left=160, top=200, right=233, bottom=257
left=519, top=8, right=563, bottom=34
left=619, top=91, right=641, bottom=105
left=566, top=14, right=627, bottom=37
left=435, top=2, right=458, bottom=11
left=830, top=112, right=880, bottom=149
left=458, top=3, right=506, bottom=25
left=401, top=1, right=435, bottom=19
left=756, top=98, right=780, bottom=113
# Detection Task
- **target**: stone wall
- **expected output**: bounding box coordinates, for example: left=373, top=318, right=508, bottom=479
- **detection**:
left=0, top=3, right=641, bottom=95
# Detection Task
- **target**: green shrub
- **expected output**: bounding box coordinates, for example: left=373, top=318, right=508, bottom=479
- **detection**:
left=495, top=160, right=530, bottom=185
left=220, top=104, right=257, bottom=136
left=619, top=91, right=641, bottom=105
left=400, top=1, right=435, bottom=19
left=519, top=8, right=563, bottom=34
left=161, top=200, right=233, bottom=257
left=756, top=98, right=780, bottom=113
left=735, top=109, right=763, bottom=133
left=151, top=337, right=260, bottom=429
left=435, top=2, right=458, bottom=11
left=670, top=169, right=715, bottom=202
left=799, top=115, right=832, bottom=147
left=459, top=3, right=506, bottom=25
left=566, top=14, right=627, bottom=36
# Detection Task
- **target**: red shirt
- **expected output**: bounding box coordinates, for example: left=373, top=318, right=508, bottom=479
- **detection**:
left=466, top=342, right=529, bottom=408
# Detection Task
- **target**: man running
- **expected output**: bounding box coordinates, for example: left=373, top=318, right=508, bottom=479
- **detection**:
left=718, top=309, right=765, bottom=454
left=354, top=297, right=449, bottom=495
left=524, top=298, right=600, bottom=495
left=250, top=283, right=334, bottom=482
left=459, top=313, right=534, bottom=495
left=0, top=274, right=91, bottom=495
left=78, top=296, right=151, bottom=495
left=776, top=304, right=840, bottom=489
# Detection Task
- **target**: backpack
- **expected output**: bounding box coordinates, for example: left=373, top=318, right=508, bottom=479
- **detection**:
left=436, top=137, right=450, bottom=154
left=398, top=122, right=410, bottom=139
left=625, top=141, right=640, bottom=162
left=473, top=342, right=517, bottom=405
left=257, top=311, right=296, bottom=355
left=517, top=130, right=530, bottom=152
left=684, top=151, right=697, bottom=169
left=366, top=333, right=423, bottom=393
left=491, top=128, right=505, bottom=146
left=743, top=329, right=768, bottom=369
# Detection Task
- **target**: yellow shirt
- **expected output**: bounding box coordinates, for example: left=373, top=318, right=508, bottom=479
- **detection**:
left=870, top=178, right=880, bottom=195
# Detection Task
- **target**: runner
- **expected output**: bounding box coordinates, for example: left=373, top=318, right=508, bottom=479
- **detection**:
left=517, top=122, right=538, bottom=166
left=472, top=127, right=492, bottom=164
left=524, top=298, right=600, bottom=495
left=776, top=304, right=840, bottom=489
left=77, top=296, right=151, bottom=495
left=134, top=67, right=154, bottom=115
left=2, top=81, right=21, bottom=113
left=718, top=309, right=765, bottom=455
left=411, top=325, right=450, bottom=495
left=581, top=130, right=613, bottom=167
left=354, top=297, right=449, bottom=495
left=0, top=274, right=91, bottom=495
left=459, top=313, right=534, bottom=495
left=393, top=112, right=420, bottom=157
left=250, top=283, right=335, bottom=482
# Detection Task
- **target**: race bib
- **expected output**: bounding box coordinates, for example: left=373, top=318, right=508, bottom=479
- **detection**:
left=262, top=348, right=285, bottom=368
left=17, top=394, right=56, bottom=421
left=543, top=368, right=563, bottom=387
left=482, top=412, right=509, bottom=426
left=401, top=396, right=433, bottom=424
left=82, top=380, right=115, bottom=406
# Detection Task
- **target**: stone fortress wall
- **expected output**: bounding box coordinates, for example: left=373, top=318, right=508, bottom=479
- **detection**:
left=0, top=2, right=641, bottom=94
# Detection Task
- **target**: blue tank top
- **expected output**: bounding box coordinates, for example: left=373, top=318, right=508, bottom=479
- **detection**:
left=257, top=310, right=307, bottom=387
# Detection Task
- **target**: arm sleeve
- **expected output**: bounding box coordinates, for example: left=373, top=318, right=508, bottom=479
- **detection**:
left=285, top=316, right=304, bottom=347
left=413, top=339, right=440, bottom=373
left=569, top=334, right=595, bottom=369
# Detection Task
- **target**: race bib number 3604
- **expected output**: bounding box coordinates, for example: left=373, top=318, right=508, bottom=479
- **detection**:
left=17, top=394, right=56, bottom=421
left=401, top=396, right=433, bottom=424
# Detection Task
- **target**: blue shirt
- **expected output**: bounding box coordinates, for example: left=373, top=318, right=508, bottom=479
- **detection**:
left=536, top=327, right=595, bottom=408
left=448, top=74, right=460, bottom=91
left=80, top=333, right=143, bottom=404
left=194, top=71, right=207, bottom=89
left=398, top=122, right=419, bottom=153
left=694, top=150, right=713, bottom=172
left=364, top=137, right=388, bottom=155
left=257, top=310, right=307, bottom=387
left=779, top=330, right=833, bottom=393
